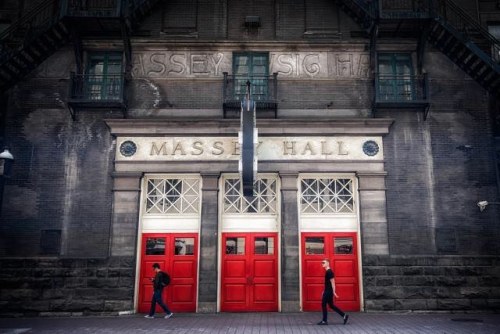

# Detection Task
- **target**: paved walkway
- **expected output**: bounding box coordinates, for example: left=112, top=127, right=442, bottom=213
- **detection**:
left=1, top=312, right=499, bottom=334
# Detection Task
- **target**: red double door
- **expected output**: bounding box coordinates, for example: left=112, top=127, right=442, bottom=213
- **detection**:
left=301, top=232, right=360, bottom=311
left=221, top=232, right=279, bottom=312
left=138, top=233, right=198, bottom=313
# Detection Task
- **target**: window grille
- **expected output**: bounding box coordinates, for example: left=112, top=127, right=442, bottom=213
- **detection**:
left=145, top=177, right=200, bottom=214
left=300, top=178, right=354, bottom=214
left=223, top=177, right=277, bottom=214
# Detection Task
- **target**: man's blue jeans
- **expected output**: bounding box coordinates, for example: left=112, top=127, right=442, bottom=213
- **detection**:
left=149, top=289, right=171, bottom=316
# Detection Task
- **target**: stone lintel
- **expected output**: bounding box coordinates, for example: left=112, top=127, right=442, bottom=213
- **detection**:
left=279, top=172, right=299, bottom=191
left=112, top=172, right=143, bottom=192
left=105, top=119, right=394, bottom=136
left=201, top=172, right=220, bottom=191
left=357, top=172, right=388, bottom=191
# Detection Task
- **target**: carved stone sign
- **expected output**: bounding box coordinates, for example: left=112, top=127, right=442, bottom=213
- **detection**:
left=115, top=137, right=383, bottom=161
left=131, top=51, right=370, bottom=79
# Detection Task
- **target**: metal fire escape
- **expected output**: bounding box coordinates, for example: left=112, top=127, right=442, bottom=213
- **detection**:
left=335, top=0, right=500, bottom=118
left=0, top=0, right=159, bottom=118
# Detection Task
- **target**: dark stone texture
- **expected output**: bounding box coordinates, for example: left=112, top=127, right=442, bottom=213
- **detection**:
left=0, top=257, right=135, bottom=316
left=363, top=255, right=500, bottom=312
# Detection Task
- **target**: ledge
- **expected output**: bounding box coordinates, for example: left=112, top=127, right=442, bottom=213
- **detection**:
left=105, top=118, right=394, bottom=136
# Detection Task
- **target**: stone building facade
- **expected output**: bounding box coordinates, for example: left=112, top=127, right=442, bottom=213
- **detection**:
left=0, top=0, right=499, bottom=316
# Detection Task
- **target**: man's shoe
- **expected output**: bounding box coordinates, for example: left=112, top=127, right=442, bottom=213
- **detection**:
left=164, top=313, right=174, bottom=319
left=144, top=315, right=154, bottom=319
left=343, top=314, right=349, bottom=325
left=317, top=320, right=328, bottom=325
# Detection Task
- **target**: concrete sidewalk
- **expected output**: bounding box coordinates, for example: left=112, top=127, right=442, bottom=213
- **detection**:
left=1, top=312, right=499, bottom=334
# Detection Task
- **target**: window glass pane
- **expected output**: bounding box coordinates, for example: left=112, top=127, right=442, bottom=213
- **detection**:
left=146, top=238, right=165, bottom=255
left=107, top=61, right=122, bottom=74
left=255, top=237, right=274, bottom=255
left=334, top=237, right=353, bottom=255
left=175, top=238, right=194, bottom=255
left=226, top=237, right=245, bottom=255
left=489, top=25, right=500, bottom=38
left=305, top=237, right=324, bottom=255
left=233, top=53, right=269, bottom=101
left=223, top=177, right=277, bottom=214
left=488, top=25, right=500, bottom=62
left=145, top=177, right=200, bottom=215
left=378, top=54, right=412, bottom=75
left=300, top=178, right=354, bottom=214
left=88, top=57, right=105, bottom=76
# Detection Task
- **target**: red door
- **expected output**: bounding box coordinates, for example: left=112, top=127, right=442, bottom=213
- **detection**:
left=221, top=233, right=278, bottom=312
left=139, top=233, right=198, bottom=313
left=301, top=232, right=360, bottom=311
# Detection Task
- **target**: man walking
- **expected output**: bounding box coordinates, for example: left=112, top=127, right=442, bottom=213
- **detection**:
left=317, top=258, right=349, bottom=325
left=145, top=263, right=174, bottom=319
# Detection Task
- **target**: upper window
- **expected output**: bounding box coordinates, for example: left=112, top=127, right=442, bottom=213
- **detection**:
left=233, top=53, right=269, bottom=101
left=487, top=24, right=500, bottom=63
left=161, top=0, right=197, bottom=35
left=304, top=0, right=341, bottom=37
left=85, top=52, right=123, bottom=101
left=377, top=53, right=414, bottom=101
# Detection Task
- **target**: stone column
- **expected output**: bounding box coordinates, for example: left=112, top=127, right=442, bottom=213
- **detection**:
left=198, top=172, right=219, bottom=313
left=280, top=172, right=300, bottom=312
left=357, top=172, right=389, bottom=255
left=110, top=172, right=142, bottom=256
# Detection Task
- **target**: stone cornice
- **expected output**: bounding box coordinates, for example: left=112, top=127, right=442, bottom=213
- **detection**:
left=105, top=118, right=394, bottom=136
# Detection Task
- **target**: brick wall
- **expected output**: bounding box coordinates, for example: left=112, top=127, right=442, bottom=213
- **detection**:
left=0, top=73, right=120, bottom=257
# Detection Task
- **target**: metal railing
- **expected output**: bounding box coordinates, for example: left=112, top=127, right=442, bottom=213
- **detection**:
left=431, top=0, right=500, bottom=64
left=69, top=72, right=125, bottom=102
left=375, top=73, right=429, bottom=104
left=375, top=0, right=500, bottom=61
left=0, top=0, right=60, bottom=54
left=60, top=0, right=123, bottom=17
left=0, top=0, right=154, bottom=54
left=377, top=0, right=432, bottom=19
left=340, top=0, right=500, bottom=65
left=223, top=73, right=278, bottom=105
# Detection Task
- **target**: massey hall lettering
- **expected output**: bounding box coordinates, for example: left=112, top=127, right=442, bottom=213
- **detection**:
left=148, top=140, right=349, bottom=158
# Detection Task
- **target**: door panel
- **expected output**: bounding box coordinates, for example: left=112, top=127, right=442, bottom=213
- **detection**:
left=301, top=232, right=360, bottom=311
left=139, top=233, right=198, bottom=313
left=221, top=233, right=278, bottom=312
